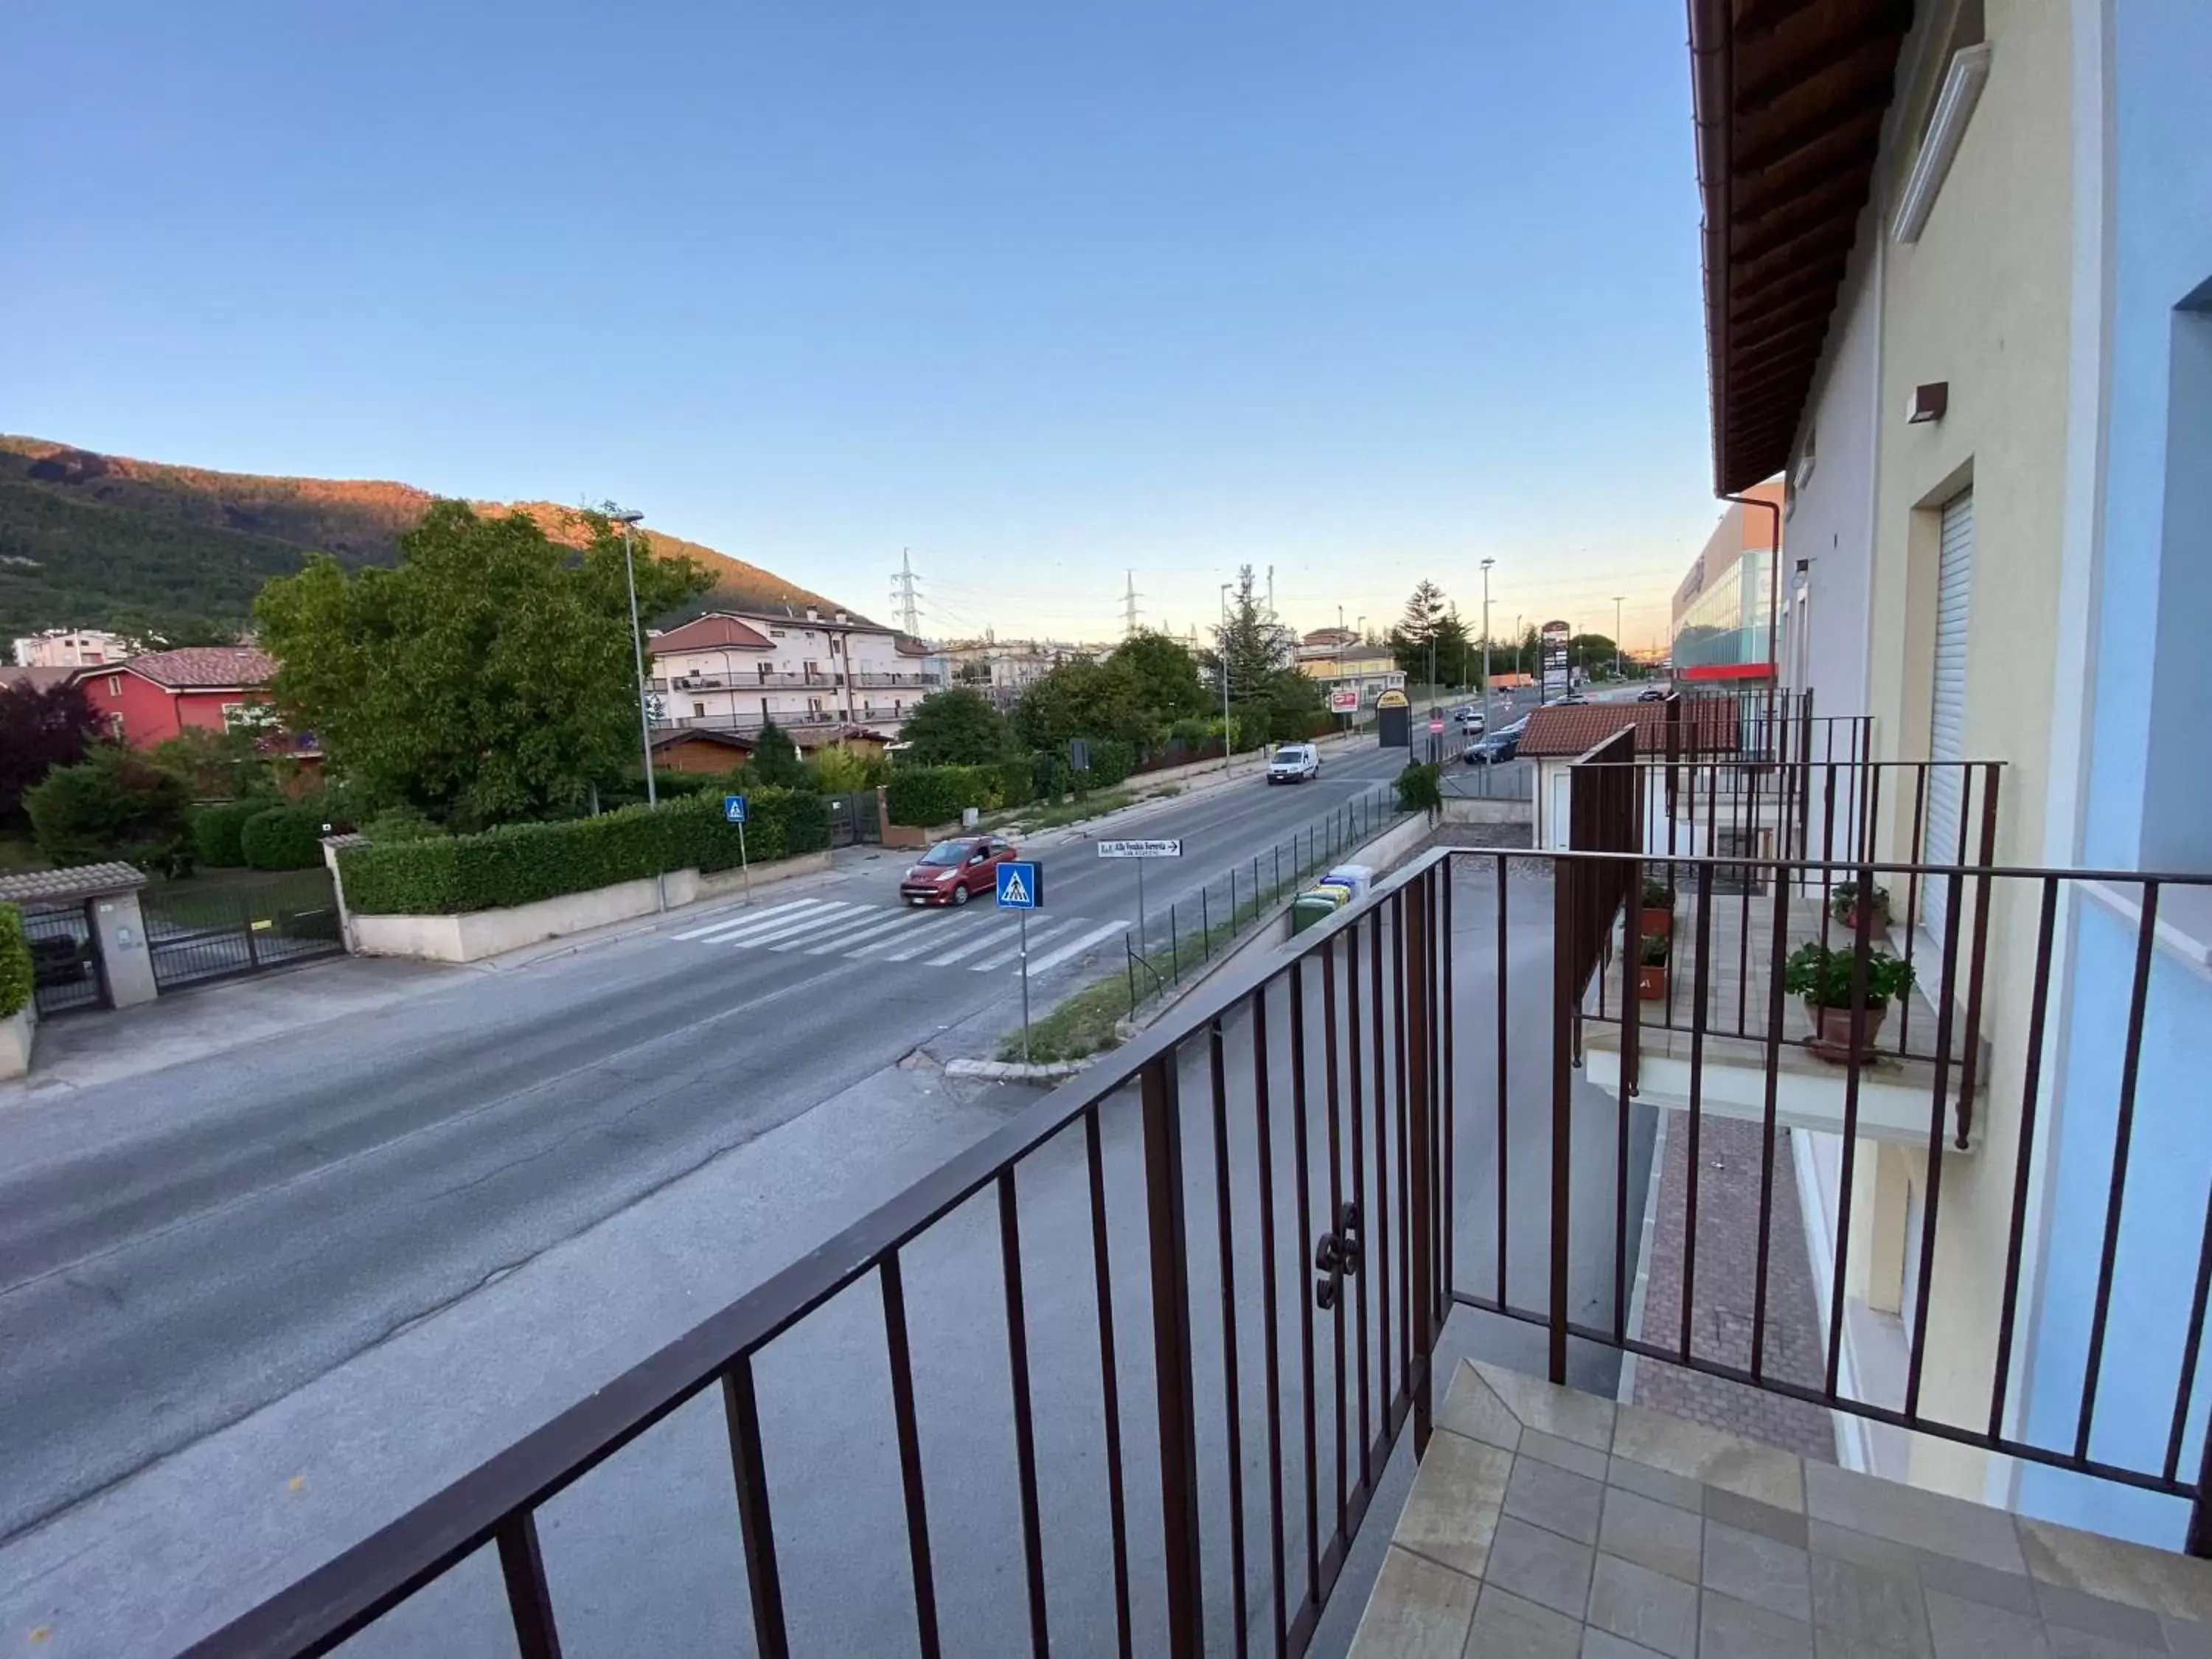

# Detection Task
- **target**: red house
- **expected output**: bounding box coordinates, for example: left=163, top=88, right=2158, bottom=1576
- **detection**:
left=77, top=646, right=284, bottom=749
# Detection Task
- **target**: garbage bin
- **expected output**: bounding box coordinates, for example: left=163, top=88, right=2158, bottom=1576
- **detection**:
left=1290, top=889, right=1343, bottom=937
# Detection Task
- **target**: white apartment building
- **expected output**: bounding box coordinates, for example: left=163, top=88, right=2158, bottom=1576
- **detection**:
left=13, top=627, right=138, bottom=669
left=647, top=607, right=942, bottom=736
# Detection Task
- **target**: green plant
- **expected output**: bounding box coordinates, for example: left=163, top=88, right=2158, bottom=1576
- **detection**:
left=884, top=764, right=1034, bottom=827
left=746, top=720, right=806, bottom=787
left=24, top=745, right=192, bottom=870
left=337, top=787, right=827, bottom=914
left=190, top=800, right=265, bottom=868
left=1783, top=942, right=1916, bottom=1009
left=360, top=804, right=445, bottom=843
left=1394, top=761, right=1441, bottom=813
left=804, top=742, right=886, bottom=795
left=0, top=902, right=31, bottom=1018
left=1829, top=881, right=1892, bottom=925
left=1641, top=876, right=1672, bottom=909
left=899, top=687, right=1014, bottom=765
left=1640, top=931, right=1670, bottom=966
left=240, top=804, right=329, bottom=870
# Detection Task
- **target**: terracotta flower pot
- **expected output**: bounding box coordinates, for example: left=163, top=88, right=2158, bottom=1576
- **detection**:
left=1640, top=905, right=1673, bottom=939
left=1638, top=965, right=1668, bottom=1001
left=1804, top=998, right=1888, bottom=1062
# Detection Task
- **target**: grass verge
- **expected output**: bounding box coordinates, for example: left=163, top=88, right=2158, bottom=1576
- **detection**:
left=1000, top=972, right=1132, bottom=1064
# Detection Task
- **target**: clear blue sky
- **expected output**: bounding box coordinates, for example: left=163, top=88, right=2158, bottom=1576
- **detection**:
left=6, top=1, right=1721, bottom=653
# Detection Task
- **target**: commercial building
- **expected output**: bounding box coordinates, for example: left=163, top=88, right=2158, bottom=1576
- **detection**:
left=1293, top=629, right=1405, bottom=714
left=1669, top=481, right=1782, bottom=684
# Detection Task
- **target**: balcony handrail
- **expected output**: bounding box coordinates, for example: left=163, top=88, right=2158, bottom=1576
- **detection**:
left=178, top=838, right=2212, bottom=1658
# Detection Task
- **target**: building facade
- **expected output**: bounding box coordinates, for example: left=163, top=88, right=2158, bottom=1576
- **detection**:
left=1694, top=0, right=2212, bottom=1549
left=647, top=608, right=941, bottom=736
left=13, top=628, right=139, bottom=669
left=1293, top=632, right=1405, bottom=714
left=76, top=646, right=281, bottom=748
left=1669, top=481, right=1782, bottom=684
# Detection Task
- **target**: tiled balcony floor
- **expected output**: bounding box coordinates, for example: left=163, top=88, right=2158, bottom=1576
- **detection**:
left=1349, top=1359, right=2212, bottom=1658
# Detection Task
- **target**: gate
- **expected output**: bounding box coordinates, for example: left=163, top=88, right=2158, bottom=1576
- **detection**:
left=23, top=902, right=105, bottom=1016
left=824, top=789, right=881, bottom=849
left=140, top=869, right=344, bottom=991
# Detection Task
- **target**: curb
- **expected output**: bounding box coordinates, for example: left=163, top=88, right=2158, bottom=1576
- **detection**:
left=944, top=1057, right=1093, bottom=1082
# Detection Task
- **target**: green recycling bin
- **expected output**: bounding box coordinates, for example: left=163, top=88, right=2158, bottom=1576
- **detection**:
left=1291, top=889, right=1343, bottom=936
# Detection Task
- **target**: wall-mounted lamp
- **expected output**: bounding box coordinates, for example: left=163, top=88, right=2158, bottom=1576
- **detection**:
left=1906, top=382, right=1950, bottom=425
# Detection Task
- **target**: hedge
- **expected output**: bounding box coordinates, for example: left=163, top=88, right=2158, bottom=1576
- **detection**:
left=338, top=787, right=827, bottom=915
left=0, top=904, right=29, bottom=1018
left=240, top=804, right=328, bottom=871
left=884, top=764, right=1034, bottom=827
left=191, top=801, right=264, bottom=869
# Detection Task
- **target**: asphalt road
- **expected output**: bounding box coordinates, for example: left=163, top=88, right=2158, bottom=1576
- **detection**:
left=0, top=740, right=1409, bottom=1549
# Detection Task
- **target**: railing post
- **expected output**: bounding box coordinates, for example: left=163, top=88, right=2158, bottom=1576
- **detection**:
left=1549, top=855, right=1574, bottom=1385
left=1140, top=1053, right=1203, bottom=1659
left=1404, top=867, right=1436, bottom=1454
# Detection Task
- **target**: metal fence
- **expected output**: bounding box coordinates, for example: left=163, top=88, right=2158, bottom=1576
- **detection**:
left=22, top=901, right=104, bottom=1016
left=141, top=870, right=345, bottom=990
left=175, top=838, right=2212, bottom=1658
left=1121, top=783, right=1404, bottom=1012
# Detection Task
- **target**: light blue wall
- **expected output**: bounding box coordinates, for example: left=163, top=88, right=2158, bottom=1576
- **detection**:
left=2017, top=0, right=2212, bottom=1547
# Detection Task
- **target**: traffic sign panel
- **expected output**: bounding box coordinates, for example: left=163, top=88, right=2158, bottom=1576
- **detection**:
left=723, top=794, right=748, bottom=824
left=995, top=860, right=1042, bottom=909
left=1096, top=839, right=1183, bottom=859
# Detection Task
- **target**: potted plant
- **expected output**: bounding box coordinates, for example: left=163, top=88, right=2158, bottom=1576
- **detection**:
left=1639, top=875, right=1674, bottom=939
left=1784, top=942, right=1916, bottom=1060
left=1637, top=931, right=1669, bottom=1001
left=1829, top=881, right=1892, bottom=932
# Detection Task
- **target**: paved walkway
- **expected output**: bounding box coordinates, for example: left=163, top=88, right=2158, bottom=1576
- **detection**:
left=1351, top=1359, right=2212, bottom=1657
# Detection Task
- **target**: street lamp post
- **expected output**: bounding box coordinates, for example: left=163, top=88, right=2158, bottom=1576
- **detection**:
left=1480, top=557, right=1495, bottom=735
left=1613, top=596, right=1624, bottom=681
left=611, top=508, right=656, bottom=809
left=1220, top=581, right=1234, bottom=768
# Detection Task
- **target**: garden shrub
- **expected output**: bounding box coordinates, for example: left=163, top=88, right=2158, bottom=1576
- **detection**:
left=0, top=903, right=30, bottom=1018
left=338, top=787, right=827, bottom=915
left=191, top=801, right=264, bottom=868
left=240, top=804, right=329, bottom=871
left=1394, top=762, right=1441, bottom=813
left=883, top=765, right=1032, bottom=827
left=24, top=748, right=192, bottom=872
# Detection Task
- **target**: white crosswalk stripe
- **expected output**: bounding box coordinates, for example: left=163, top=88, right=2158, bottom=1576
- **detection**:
left=967, top=916, right=1077, bottom=971
left=673, top=896, right=1127, bottom=978
left=706, top=901, right=863, bottom=949
left=672, top=898, right=823, bottom=942
left=1028, top=921, right=1133, bottom=975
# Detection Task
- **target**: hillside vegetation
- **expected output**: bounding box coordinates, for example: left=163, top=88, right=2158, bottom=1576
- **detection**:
left=0, top=436, right=860, bottom=642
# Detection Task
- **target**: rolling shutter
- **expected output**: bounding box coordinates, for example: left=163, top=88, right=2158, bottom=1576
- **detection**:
left=1923, top=490, right=1973, bottom=933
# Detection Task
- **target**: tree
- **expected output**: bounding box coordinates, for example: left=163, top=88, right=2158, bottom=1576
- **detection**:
left=0, top=678, right=101, bottom=827
left=1430, top=610, right=1473, bottom=688
left=1570, top=633, right=1618, bottom=675
left=1108, top=630, right=1208, bottom=726
left=899, top=686, right=1012, bottom=765
left=255, top=501, right=711, bottom=829
left=24, top=745, right=192, bottom=871
left=1389, top=579, right=1450, bottom=683
left=1206, top=566, right=1295, bottom=707
left=148, top=725, right=270, bottom=802
left=1012, top=657, right=1151, bottom=751
left=747, top=719, right=806, bottom=787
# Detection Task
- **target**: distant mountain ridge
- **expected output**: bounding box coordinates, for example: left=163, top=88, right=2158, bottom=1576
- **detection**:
left=0, top=435, right=862, bottom=643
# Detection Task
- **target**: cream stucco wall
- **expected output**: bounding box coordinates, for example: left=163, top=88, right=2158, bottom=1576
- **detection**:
left=1846, top=0, right=2079, bottom=1503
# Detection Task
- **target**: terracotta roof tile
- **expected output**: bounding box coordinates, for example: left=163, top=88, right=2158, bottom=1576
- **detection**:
left=1517, top=698, right=1740, bottom=759
left=122, top=647, right=277, bottom=689
left=648, top=615, right=776, bottom=654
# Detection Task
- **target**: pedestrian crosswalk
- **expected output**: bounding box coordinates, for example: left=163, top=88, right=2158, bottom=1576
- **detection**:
left=671, top=897, right=1129, bottom=977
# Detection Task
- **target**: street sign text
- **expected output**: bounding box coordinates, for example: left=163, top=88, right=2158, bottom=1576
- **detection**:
left=1096, top=839, right=1183, bottom=859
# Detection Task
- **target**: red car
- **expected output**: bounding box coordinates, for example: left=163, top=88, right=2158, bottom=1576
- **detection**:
left=899, top=835, right=1018, bottom=906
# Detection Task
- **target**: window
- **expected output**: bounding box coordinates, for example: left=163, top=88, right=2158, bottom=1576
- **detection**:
left=769, top=627, right=787, bottom=639
left=693, top=703, right=706, bottom=719
left=107, top=675, right=121, bottom=698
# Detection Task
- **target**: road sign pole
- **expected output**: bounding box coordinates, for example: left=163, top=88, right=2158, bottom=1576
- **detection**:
left=1019, top=910, right=1031, bottom=1064
left=739, top=818, right=751, bottom=900
left=1135, top=857, right=1147, bottom=956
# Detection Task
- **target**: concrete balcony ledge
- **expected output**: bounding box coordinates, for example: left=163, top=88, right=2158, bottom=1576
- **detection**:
left=1349, top=1359, right=2212, bottom=1657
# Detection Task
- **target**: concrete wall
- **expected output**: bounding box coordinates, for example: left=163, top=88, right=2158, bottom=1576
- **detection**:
left=0, top=1004, right=33, bottom=1080
left=89, top=890, right=157, bottom=1008
left=347, top=853, right=832, bottom=964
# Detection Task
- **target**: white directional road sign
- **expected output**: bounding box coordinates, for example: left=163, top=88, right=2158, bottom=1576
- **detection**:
left=1096, top=839, right=1183, bottom=858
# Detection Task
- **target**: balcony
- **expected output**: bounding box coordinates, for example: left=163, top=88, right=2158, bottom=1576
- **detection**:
left=669, top=671, right=835, bottom=691
left=849, top=671, right=940, bottom=689
left=175, top=843, right=2212, bottom=1659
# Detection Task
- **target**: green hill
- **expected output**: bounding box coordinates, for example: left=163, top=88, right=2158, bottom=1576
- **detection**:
left=0, top=437, right=863, bottom=644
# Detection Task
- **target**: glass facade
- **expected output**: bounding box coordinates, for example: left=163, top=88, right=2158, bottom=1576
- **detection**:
left=1672, top=546, right=1771, bottom=677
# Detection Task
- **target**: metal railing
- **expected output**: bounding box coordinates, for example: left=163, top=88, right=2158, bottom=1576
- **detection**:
left=669, top=672, right=835, bottom=691
left=178, top=839, right=2212, bottom=1658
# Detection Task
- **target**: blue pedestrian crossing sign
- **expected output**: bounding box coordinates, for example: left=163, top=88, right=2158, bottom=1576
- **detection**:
left=995, top=860, right=1042, bottom=909
left=723, top=794, right=748, bottom=824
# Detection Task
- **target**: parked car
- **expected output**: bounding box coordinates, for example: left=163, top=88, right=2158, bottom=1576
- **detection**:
left=1636, top=686, right=1669, bottom=703
left=1552, top=692, right=1589, bottom=706
left=1464, top=722, right=1524, bottom=765
left=898, top=835, right=1018, bottom=905
left=1267, top=742, right=1321, bottom=784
